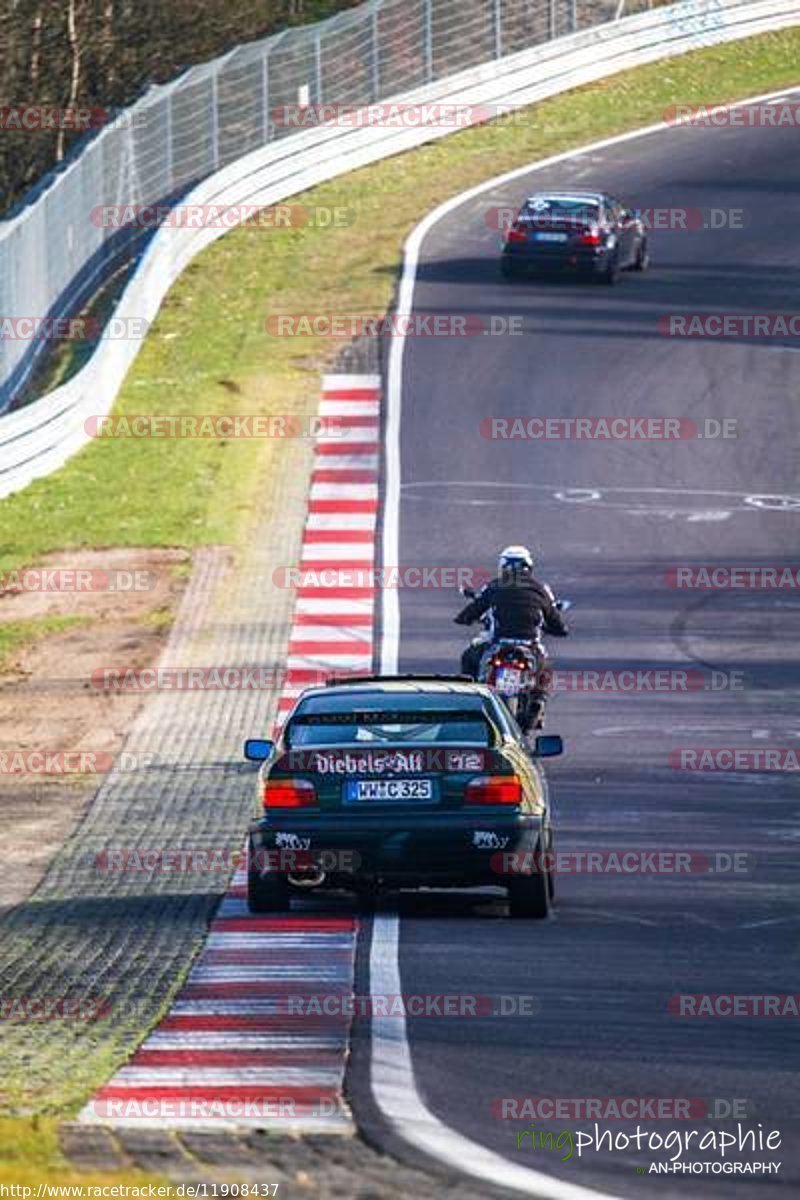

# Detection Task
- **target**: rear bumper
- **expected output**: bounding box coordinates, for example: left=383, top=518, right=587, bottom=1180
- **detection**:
left=502, top=245, right=612, bottom=275
left=249, top=811, right=545, bottom=887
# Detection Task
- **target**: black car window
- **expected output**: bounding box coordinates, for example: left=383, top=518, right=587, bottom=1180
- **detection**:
left=521, top=197, right=600, bottom=227
left=285, top=709, right=494, bottom=748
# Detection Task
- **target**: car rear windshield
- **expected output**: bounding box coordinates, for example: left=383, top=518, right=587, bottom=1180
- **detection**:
left=285, top=704, right=492, bottom=748
left=521, top=197, right=600, bottom=226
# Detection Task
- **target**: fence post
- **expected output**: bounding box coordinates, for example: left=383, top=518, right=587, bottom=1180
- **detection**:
left=371, top=4, right=381, bottom=100
left=424, top=0, right=433, bottom=82
left=164, top=93, right=174, bottom=189
left=211, top=66, right=219, bottom=170
left=571, top=0, right=578, bottom=32
left=315, top=29, right=323, bottom=102
left=262, top=50, right=270, bottom=143
left=549, top=0, right=557, bottom=38
left=494, top=0, right=502, bottom=58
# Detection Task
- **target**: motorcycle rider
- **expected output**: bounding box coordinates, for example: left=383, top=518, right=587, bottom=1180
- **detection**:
left=454, top=545, right=568, bottom=725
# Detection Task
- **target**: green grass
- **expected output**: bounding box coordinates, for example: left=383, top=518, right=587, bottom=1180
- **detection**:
left=0, top=27, right=797, bottom=584
left=0, top=1118, right=170, bottom=1190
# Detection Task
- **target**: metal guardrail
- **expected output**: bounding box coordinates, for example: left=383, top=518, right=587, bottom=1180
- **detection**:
left=0, top=0, right=797, bottom=499
left=0, top=0, right=630, bottom=415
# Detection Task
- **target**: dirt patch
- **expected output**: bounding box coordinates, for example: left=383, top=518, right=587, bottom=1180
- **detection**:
left=0, top=547, right=190, bottom=912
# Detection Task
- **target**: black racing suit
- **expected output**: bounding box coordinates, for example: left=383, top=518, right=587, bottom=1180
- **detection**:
left=454, top=572, right=568, bottom=703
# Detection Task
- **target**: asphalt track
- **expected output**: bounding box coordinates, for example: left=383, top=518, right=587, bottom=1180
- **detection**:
left=362, top=94, right=800, bottom=1196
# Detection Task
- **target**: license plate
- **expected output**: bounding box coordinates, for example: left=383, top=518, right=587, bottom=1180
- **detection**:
left=345, top=779, right=434, bottom=802
left=535, top=232, right=567, bottom=242
left=495, top=667, right=523, bottom=694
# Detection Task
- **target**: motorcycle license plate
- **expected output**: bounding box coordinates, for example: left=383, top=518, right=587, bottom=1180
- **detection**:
left=494, top=667, right=523, bottom=694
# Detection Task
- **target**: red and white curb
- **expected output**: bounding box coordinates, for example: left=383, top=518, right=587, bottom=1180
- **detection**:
left=276, top=372, right=380, bottom=734
left=79, top=374, right=380, bottom=1132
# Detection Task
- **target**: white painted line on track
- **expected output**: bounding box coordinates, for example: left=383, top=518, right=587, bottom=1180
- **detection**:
left=369, top=914, right=617, bottom=1199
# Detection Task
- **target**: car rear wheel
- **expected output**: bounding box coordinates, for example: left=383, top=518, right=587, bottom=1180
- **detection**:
left=507, top=840, right=550, bottom=919
left=247, top=845, right=290, bottom=913
left=599, top=256, right=620, bottom=285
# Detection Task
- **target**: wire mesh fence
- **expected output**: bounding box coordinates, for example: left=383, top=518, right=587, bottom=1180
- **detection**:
left=0, top=0, right=653, bottom=411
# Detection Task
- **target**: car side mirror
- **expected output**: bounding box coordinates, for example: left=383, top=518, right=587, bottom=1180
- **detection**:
left=532, top=734, right=563, bottom=758
left=243, top=738, right=274, bottom=762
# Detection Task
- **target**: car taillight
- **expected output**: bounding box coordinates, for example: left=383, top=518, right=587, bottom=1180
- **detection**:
left=579, top=227, right=603, bottom=246
left=506, top=226, right=527, bottom=244
left=465, top=775, right=522, bottom=806
left=262, top=778, right=317, bottom=809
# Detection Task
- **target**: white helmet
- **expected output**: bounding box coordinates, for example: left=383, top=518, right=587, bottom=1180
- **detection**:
left=498, top=544, right=534, bottom=575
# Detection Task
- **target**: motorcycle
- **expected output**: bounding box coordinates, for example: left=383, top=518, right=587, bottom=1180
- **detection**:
left=459, top=587, right=571, bottom=732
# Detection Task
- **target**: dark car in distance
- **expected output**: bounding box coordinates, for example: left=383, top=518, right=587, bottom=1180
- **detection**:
left=501, top=190, right=649, bottom=284
left=243, top=676, right=563, bottom=918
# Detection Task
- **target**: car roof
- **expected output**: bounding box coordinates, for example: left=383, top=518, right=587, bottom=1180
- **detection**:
left=294, top=680, right=494, bottom=706
left=524, top=190, right=606, bottom=204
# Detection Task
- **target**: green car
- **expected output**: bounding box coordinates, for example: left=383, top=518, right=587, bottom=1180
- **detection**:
left=243, top=676, right=563, bottom=918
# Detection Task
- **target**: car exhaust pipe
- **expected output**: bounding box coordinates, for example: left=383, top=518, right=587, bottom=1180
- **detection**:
left=287, top=865, right=326, bottom=888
